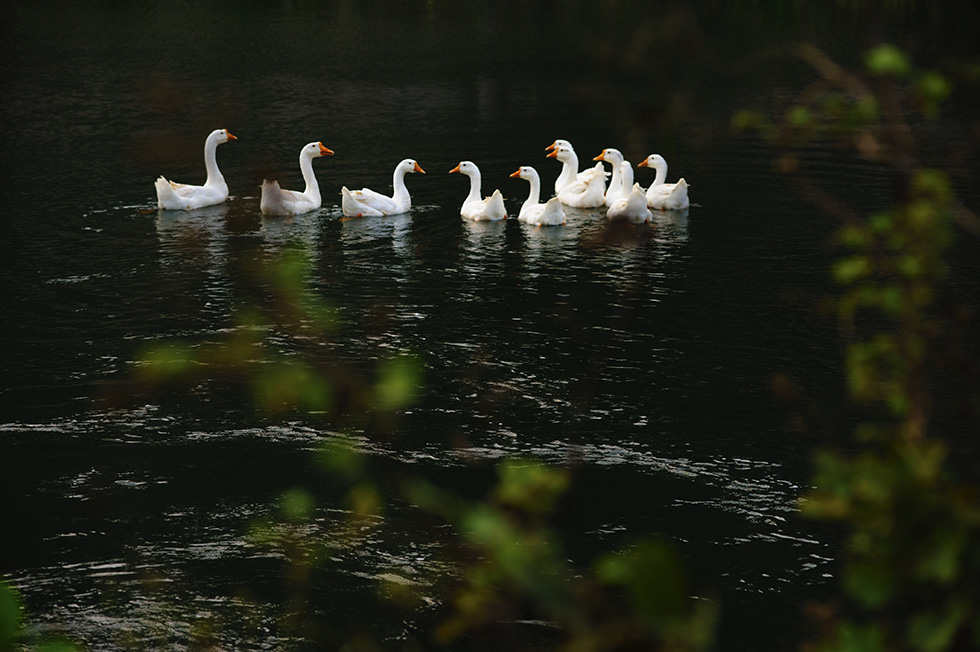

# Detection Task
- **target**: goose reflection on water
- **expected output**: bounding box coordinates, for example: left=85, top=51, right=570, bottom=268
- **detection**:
left=339, top=210, right=414, bottom=254
left=259, top=210, right=325, bottom=254
left=154, top=202, right=231, bottom=276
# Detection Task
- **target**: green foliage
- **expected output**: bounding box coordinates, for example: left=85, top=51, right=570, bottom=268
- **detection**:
left=374, top=354, right=423, bottom=411
left=865, top=44, right=910, bottom=78
left=409, top=461, right=716, bottom=650
left=1, top=580, right=22, bottom=651
left=742, top=42, right=980, bottom=652
left=1, top=579, right=83, bottom=652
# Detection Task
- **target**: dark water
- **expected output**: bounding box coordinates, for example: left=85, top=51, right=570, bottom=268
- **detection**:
left=2, top=2, right=978, bottom=650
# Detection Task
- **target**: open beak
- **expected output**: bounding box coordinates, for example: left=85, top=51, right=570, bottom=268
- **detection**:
left=225, top=131, right=238, bottom=141
left=414, top=162, right=426, bottom=174
left=318, top=143, right=335, bottom=156
left=449, top=164, right=461, bottom=174
left=637, top=159, right=649, bottom=168
left=509, top=169, right=522, bottom=178
left=546, top=150, right=559, bottom=159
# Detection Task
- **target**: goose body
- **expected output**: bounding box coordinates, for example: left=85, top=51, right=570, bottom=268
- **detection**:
left=594, top=148, right=626, bottom=207
left=509, top=166, right=566, bottom=226
left=545, top=139, right=607, bottom=196
left=547, top=146, right=606, bottom=208
left=607, top=182, right=653, bottom=223
left=450, top=161, right=507, bottom=221
left=155, top=128, right=237, bottom=210
left=260, top=142, right=334, bottom=216
left=638, top=154, right=690, bottom=210
left=341, top=159, right=425, bottom=217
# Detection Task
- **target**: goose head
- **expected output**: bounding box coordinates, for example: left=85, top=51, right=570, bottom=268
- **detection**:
left=594, top=148, right=624, bottom=165
left=302, top=142, right=335, bottom=158
left=397, top=158, right=426, bottom=175
left=546, top=146, right=575, bottom=163
left=449, top=160, right=480, bottom=177
left=545, top=139, right=573, bottom=152
left=211, top=128, right=237, bottom=143
left=637, top=154, right=666, bottom=171
left=509, top=166, right=540, bottom=182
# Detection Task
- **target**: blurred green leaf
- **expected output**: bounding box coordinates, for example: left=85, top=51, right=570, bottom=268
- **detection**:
left=915, top=72, right=952, bottom=117
left=280, top=488, right=316, bottom=522
left=866, top=44, right=910, bottom=77
left=36, top=642, right=82, bottom=652
left=253, top=360, right=333, bottom=414
left=374, top=354, right=422, bottom=411
left=787, top=105, right=813, bottom=127
left=137, top=341, right=197, bottom=382
left=347, top=481, right=384, bottom=518
left=730, top=109, right=766, bottom=134
left=830, top=622, right=888, bottom=652
left=852, top=95, right=880, bottom=124
left=834, top=257, right=871, bottom=284
left=595, top=540, right=690, bottom=630
left=844, top=562, right=897, bottom=609
left=0, top=580, right=22, bottom=651
left=906, top=604, right=965, bottom=652
left=495, top=459, right=569, bottom=515
left=316, top=440, right=365, bottom=483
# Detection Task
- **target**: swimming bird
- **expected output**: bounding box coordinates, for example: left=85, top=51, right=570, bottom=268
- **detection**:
left=509, top=165, right=566, bottom=225
left=154, top=128, right=237, bottom=210
left=449, top=161, right=507, bottom=221
left=545, top=139, right=607, bottom=197
left=593, top=148, right=626, bottom=208
left=260, top=142, right=334, bottom=216
left=637, top=154, right=690, bottom=210
left=341, top=158, right=425, bottom=217
left=546, top=146, right=606, bottom=208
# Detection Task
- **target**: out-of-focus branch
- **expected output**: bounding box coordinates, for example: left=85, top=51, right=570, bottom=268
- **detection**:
left=951, top=200, right=980, bottom=239
left=796, top=42, right=873, bottom=102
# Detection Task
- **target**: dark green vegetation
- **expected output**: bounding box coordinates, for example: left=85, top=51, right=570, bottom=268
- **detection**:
left=737, top=42, right=980, bottom=652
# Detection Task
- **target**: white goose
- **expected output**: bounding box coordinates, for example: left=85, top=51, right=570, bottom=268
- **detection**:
left=341, top=159, right=425, bottom=217
left=594, top=148, right=626, bottom=208
left=260, top=142, right=334, bottom=216
left=546, top=146, right=606, bottom=208
left=545, top=139, right=606, bottom=196
left=154, top=128, right=237, bottom=210
left=449, top=161, right=507, bottom=221
left=638, top=154, right=690, bottom=210
left=607, top=181, right=653, bottom=223
left=509, top=166, right=566, bottom=226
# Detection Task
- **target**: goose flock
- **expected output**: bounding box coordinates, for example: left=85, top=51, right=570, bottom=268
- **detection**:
left=154, top=129, right=690, bottom=223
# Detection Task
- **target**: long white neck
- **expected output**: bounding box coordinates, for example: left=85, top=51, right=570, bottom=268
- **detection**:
left=299, top=153, right=320, bottom=203
left=608, top=160, right=623, bottom=194
left=651, top=160, right=667, bottom=187
left=465, top=171, right=483, bottom=204
left=555, top=150, right=579, bottom=193
left=523, top=172, right=541, bottom=210
left=621, top=162, right=634, bottom=192
left=203, top=133, right=226, bottom=189
left=391, top=166, right=410, bottom=205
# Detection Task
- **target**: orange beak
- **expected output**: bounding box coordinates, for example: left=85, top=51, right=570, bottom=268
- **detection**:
left=225, top=131, right=238, bottom=141
left=546, top=150, right=559, bottom=159
left=318, top=143, right=335, bottom=156
left=509, top=168, right=522, bottom=178
left=593, top=152, right=606, bottom=161
left=545, top=141, right=558, bottom=152
left=449, top=164, right=461, bottom=174
left=414, top=162, right=426, bottom=174
left=637, top=159, right=649, bottom=168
